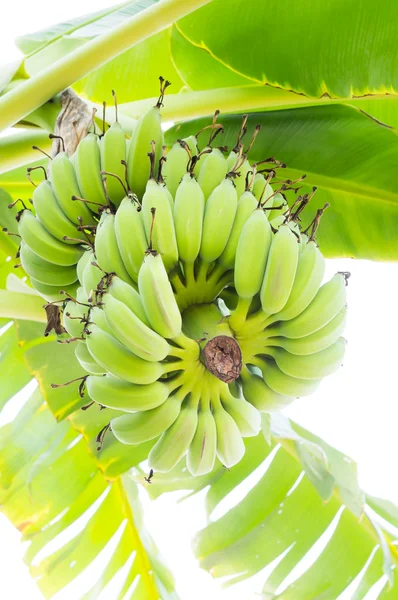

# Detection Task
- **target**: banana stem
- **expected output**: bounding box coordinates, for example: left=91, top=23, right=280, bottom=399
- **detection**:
left=170, top=271, right=185, bottom=293
left=0, top=0, right=212, bottom=131
left=229, top=296, right=251, bottom=331
left=197, top=260, right=209, bottom=283
left=183, top=260, right=196, bottom=287
left=0, top=290, right=47, bottom=323
left=207, top=262, right=225, bottom=284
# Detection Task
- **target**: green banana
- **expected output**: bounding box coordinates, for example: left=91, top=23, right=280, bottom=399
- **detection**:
left=163, top=140, right=190, bottom=198
left=20, top=241, right=78, bottom=286
left=138, top=252, right=182, bottom=339
left=75, top=342, right=105, bottom=375
left=141, top=179, right=179, bottom=272
left=260, top=225, right=299, bottom=314
left=199, top=178, right=238, bottom=264
left=268, top=239, right=325, bottom=323
left=32, top=180, right=85, bottom=244
left=213, top=399, right=245, bottom=468
left=108, top=275, right=149, bottom=325
left=102, top=293, right=170, bottom=361
left=217, top=190, right=258, bottom=272
left=75, top=133, right=107, bottom=207
left=18, top=210, right=84, bottom=266
left=29, top=278, right=79, bottom=302
left=148, top=399, right=199, bottom=472
left=126, top=103, right=163, bottom=199
left=257, top=357, right=321, bottom=397
left=197, top=148, right=228, bottom=201
left=174, top=173, right=204, bottom=265
left=95, top=211, right=135, bottom=284
left=82, top=254, right=104, bottom=298
left=50, top=152, right=95, bottom=225
left=77, top=250, right=92, bottom=285
left=85, top=323, right=168, bottom=383
left=99, top=121, right=126, bottom=207
left=267, top=273, right=347, bottom=339
left=220, top=388, right=261, bottom=437
left=87, top=375, right=169, bottom=412
left=235, top=209, right=272, bottom=299
left=186, top=405, right=217, bottom=476
left=111, top=393, right=182, bottom=445
left=89, top=307, right=113, bottom=335
left=267, top=338, right=346, bottom=380
left=267, top=307, right=347, bottom=355
left=114, top=196, right=148, bottom=282
left=63, top=296, right=86, bottom=338
left=241, top=369, right=294, bottom=412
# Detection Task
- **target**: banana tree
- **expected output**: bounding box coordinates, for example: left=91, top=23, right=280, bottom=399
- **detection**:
left=1, top=0, right=398, bottom=598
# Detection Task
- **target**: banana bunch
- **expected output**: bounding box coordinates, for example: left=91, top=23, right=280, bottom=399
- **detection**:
left=9, top=94, right=349, bottom=477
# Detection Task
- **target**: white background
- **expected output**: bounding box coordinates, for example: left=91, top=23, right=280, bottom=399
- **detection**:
left=1, top=2, right=398, bottom=599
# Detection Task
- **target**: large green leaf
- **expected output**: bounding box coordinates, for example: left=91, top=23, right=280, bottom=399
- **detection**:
left=0, top=385, right=178, bottom=599
left=166, top=106, right=398, bottom=260
left=140, top=417, right=398, bottom=599
left=176, top=0, right=398, bottom=98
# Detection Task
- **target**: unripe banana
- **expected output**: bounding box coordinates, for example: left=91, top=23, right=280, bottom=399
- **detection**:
left=163, top=141, right=190, bottom=197
left=99, top=121, right=126, bottom=207
left=77, top=250, right=92, bottom=285
left=213, top=400, right=245, bottom=468
left=220, top=389, right=261, bottom=437
left=200, top=178, right=238, bottom=264
left=241, top=369, right=294, bottom=412
left=50, top=152, right=95, bottom=225
left=114, top=197, right=147, bottom=282
left=89, top=307, right=113, bottom=335
left=75, top=133, right=106, bottom=207
left=85, top=322, right=168, bottom=383
left=111, top=393, right=182, bottom=444
left=174, top=173, right=204, bottom=264
left=82, top=254, right=103, bottom=299
left=217, top=190, right=258, bottom=272
left=18, top=210, right=84, bottom=266
left=75, top=342, right=105, bottom=375
left=267, top=337, right=346, bottom=380
left=235, top=209, right=272, bottom=299
left=108, top=275, right=149, bottom=325
left=258, top=357, right=321, bottom=397
left=183, top=135, right=199, bottom=156
left=268, top=307, right=347, bottom=355
left=102, top=293, right=170, bottom=362
left=32, top=180, right=85, bottom=244
left=29, top=278, right=79, bottom=302
left=186, top=406, right=217, bottom=476
left=197, top=148, right=228, bottom=201
left=95, top=211, right=134, bottom=284
left=260, top=225, right=299, bottom=314
left=20, top=242, right=78, bottom=286
left=87, top=375, right=169, bottom=412
left=141, top=179, right=179, bottom=272
left=127, top=105, right=163, bottom=199
left=267, top=273, right=347, bottom=339
left=138, top=252, right=182, bottom=339
left=63, top=296, right=86, bottom=338
left=148, top=401, right=199, bottom=472
left=269, top=239, right=325, bottom=323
